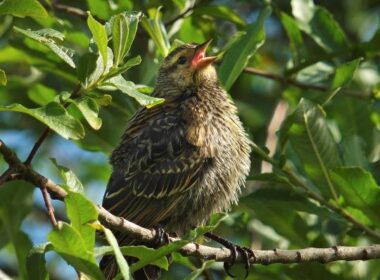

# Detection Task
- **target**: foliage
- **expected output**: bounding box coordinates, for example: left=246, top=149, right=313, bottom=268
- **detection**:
left=0, top=0, right=379, bottom=279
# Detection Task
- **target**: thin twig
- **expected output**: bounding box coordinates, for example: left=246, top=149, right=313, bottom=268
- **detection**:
left=243, top=66, right=371, bottom=99
left=40, top=186, right=57, bottom=226
left=51, top=2, right=87, bottom=20
left=164, top=4, right=197, bottom=27
left=0, top=140, right=58, bottom=226
left=24, top=127, right=50, bottom=165
left=0, top=168, right=13, bottom=185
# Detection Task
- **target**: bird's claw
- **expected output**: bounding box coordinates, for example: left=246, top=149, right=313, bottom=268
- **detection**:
left=152, top=225, right=170, bottom=246
left=204, top=232, right=253, bottom=279
left=223, top=243, right=253, bottom=278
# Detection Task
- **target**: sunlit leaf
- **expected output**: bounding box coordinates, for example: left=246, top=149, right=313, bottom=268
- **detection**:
left=105, top=75, right=164, bottom=108
left=102, top=226, right=131, bottom=280
left=13, top=26, right=76, bottom=68
left=110, top=12, right=141, bottom=66
left=141, top=8, right=170, bottom=57
left=111, top=13, right=129, bottom=66
left=94, top=245, right=168, bottom=270
left=129, top=240, right=188, bottom=273
left=73, top=96, right=102, bottom=130
left=48, top=222, right=104, bottom=279
left=50, top=158, right=84, bottom=193
left=64, top=192, right=98, bottom=250
left=0, top=102, right=85, bottom=140
left=0, top=0, right=48, bottom=18
left=87, top=12, right=108, bottom=71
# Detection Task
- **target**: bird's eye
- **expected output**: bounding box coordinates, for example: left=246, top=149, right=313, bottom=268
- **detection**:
left=177, top=56, right=187, bottom=65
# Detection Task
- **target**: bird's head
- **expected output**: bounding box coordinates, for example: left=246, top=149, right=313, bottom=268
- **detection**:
left=157, top=40, right=217, bottom=91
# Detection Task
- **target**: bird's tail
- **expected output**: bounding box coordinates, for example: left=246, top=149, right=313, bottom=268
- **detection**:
left=100, top=255, right=161, bottom=280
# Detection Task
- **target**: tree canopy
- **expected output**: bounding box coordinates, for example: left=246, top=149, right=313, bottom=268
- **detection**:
left=0, top=0, right=379, bottom=279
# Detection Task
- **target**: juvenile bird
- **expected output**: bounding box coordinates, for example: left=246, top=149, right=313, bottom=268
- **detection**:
left=100, top=40, right=252, bottom=279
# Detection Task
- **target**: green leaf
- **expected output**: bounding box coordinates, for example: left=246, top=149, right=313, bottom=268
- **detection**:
left=0, top=102, right=85, bottom=140
left=87, top=13, right=108, bottom=71
left=64, top=192, right=98, bottom=250
left=27, top=83, right=57, bottom=106
left=291, top=0, right=348, bottom=52
left=323, top=58, right=361, bottom=105
left=0, top=182, right=34, bottom=279
left=0, top=69, right=6, bottom=85
left=281, top=99, right=341, bottom=199
left=27, top=243, right=51, bottom=280
left=129, top=240, right=188, bottom=273
left=331, top=58, right=361, bottom=91
left=193, top=6, right=245, bottom=27
left=241, top=186, right=342, bottom=223
left=0, top=0, right=48, bottom=18
left=103, top=227, right=131, bottom=280
left=74, top=96, right=102, bottom=130
left=185, top=213, right=228, bottom=240
left=248, top=172, right=293, bottom=186
left=86, top=0, right=110, bottom=19
left=48, top=222, right=104, bottom=279
left=106, top=55, right=142, bottom=79
left=342, top=135, right=368, bottom=168
left=111, top=13, right=129, bottom=66
left=245, top=196, right=309, bottom=246
left=94, top=245, right=168, bottom=270
left=184, top=260, right=215, bottom=280
left=50, top=158, right=84, bottom=193
left=124, top=12, right=141, bottom=58
left=218, top=7, right=271, bottom=90
left=110, top=12, right=141, bottom=66
left=105, top=76, right=164, bottom=108
left=13, top=26, right=76, bottom=68
left=279, top=12, right=306, bottom=65
left=331, top=167, right=380, bottom=224
left=141, top=8, right=170, bottom=57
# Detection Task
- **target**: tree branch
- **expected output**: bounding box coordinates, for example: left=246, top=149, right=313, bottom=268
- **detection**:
left=1, top=139, right=380, bottom=266
left=164, top=4, right=197, bottom=27
left=242, top=66, right=371, bottom=99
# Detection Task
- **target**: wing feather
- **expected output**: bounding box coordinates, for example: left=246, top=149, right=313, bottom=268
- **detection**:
left=102, top=102, right=207, bottom=228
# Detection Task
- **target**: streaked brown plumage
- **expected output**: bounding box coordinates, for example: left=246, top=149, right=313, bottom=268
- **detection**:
left=101, top=40, right=251, bottom=279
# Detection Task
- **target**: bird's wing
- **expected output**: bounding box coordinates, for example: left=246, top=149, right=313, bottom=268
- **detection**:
left=102, top=104, right=207, bottom=228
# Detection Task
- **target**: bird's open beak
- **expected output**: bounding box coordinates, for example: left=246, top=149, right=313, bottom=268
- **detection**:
left=191, top=39, right=217, bottom=68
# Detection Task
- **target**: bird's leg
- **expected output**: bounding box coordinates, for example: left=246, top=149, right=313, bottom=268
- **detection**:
left=204, top=232, right=254, bottom=278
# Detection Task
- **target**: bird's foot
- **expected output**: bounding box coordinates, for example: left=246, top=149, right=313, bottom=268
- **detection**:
left=152, top=225, right=170, bottom=246
left=204, top=232, right=254, bottom=278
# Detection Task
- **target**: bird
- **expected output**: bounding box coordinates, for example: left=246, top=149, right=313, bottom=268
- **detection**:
left=100, top=40, right=252, bottom=279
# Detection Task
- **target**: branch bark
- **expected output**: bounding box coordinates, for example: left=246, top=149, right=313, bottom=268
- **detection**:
left=1, top=139, right=380, bottom=265
left=242, top=67, right=371, bottom=99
